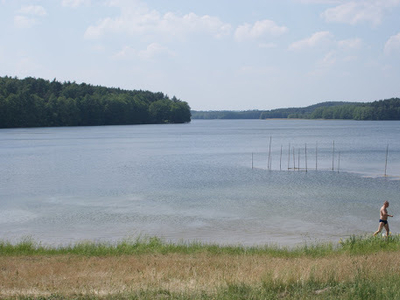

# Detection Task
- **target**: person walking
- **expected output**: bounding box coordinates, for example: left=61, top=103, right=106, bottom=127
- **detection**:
left=374, top=201, right=393, bottom=237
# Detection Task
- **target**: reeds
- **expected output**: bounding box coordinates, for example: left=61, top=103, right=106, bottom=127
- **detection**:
left=1, top=235, right=400, bottom=299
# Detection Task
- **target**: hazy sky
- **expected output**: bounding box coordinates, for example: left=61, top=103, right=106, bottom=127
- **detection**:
left=1, top=0, right=400, bottom=110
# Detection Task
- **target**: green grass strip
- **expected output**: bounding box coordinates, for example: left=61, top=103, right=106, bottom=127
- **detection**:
left=1, top=234, right=400, bottom=257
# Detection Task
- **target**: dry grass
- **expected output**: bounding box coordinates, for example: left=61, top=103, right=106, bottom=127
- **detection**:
left=1, top=251, right=399, bottom=298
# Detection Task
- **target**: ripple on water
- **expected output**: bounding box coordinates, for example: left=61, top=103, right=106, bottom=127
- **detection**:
left=0, top=210, right=37, bottom=224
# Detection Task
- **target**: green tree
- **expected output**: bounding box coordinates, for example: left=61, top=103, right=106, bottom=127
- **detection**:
left=104, top=95, right=128, bottom=125
left=79, top=94, right=105, bottom=126
left=0, top=76, right=191, bottom=127
left=149, top=99, right=172, bottom=123
left=56, top=96, right=81, bottom=126
left=170, top=101, right=191, bottom=123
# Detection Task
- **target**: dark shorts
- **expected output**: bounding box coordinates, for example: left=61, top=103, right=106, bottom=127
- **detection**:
left=379, top=219, right=388, bottom=225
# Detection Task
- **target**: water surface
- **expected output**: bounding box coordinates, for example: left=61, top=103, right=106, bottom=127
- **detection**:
left=1, top=120, right=399, bottom=246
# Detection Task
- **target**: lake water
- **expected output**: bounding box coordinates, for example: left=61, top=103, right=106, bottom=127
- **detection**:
left=1, top=119, right=399, bottom=247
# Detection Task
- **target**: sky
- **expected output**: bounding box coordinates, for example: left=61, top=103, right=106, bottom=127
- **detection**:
left=1, top=0, right=400, bottom=110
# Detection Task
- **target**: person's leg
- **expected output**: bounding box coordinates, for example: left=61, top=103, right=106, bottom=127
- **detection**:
left=374, top=222, right=384, bottom=236
left=384, top=223, right=390, bottom=237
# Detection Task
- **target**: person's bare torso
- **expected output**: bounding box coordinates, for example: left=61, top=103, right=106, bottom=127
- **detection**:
left=380, top=206, right=388, bottom=220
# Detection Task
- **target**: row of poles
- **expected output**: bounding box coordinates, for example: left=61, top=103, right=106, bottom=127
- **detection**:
left=252, top=137, right=391, bottom=176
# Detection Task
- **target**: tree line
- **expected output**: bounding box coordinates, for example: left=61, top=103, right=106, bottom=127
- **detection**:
left=0, top=76, right=191, bottom=128
left=304, top=98, right=400, bottom=120
left=192, top=98, right=400, bottom=120
left=191, top=110, right=263, bottom=119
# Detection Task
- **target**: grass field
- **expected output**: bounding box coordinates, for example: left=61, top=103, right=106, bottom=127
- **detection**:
left=1, top=235, right=400, bottom=299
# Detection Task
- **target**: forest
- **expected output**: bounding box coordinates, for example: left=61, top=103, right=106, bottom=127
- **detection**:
left=192, top=98, right=400, bottom=120
left=0, top=76, right=191, bottom=128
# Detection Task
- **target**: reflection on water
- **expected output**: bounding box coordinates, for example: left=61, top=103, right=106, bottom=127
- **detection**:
left=0, top=120, right=399, bottom=246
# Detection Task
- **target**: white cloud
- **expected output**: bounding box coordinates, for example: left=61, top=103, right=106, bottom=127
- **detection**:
left=14, top=15, right=37, bottom=28
left=384, top=32, right=400, bottom=55
left=18, top=5, right=47, bottom=16
left=113, top=46, right=137, bottom=60
left=15, top=5, right=47, bottom=29
left=290, top=33, right=362, bottom=73
left=113, top=43, right=174, bottom=60
left=138, top=43, right=175, bottom=60
left=320, top=50, right=337, bottom=67
left=337, top=38, right=362, bottom=49
left=62, top=0, right=91, bottom=8
left=321, top=0, right=400, bottom=26
left=234, top=20, right=288, bottom=42
left=84, top=1, right=231, bottom=40
left=289, top=31, right=333, bottom=50
left=85, top=17, right=113, bottom=39
left=162, top=12, right=231, bottom=38
left=308, top=51, right=338, bottom=76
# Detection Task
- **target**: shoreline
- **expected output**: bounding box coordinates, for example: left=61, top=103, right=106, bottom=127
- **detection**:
left=1, top=234, right=400, bottom=257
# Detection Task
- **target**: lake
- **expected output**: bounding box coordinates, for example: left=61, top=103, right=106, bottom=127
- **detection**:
left=1, top=119, right=399, bottom=246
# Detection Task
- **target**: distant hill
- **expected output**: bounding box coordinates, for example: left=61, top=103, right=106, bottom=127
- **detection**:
left=0, top=76, right=191, bottom=128
left=260, top=101, right=361, bottom=119
left=192, top=98, right=400, bottom=120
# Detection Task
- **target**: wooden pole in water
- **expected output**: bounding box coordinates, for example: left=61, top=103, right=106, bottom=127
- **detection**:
left=332, top=141, right=335, bottom=171
left=384, top=144, right=389, bottom=177
left=280, top=145, right=283, bottom=171
left=316, top=142, right=318, bottom=171
left=288, top=143, right=291, bottom=170
left=293, top=146, right=296, bottom=170
left=298, top=148, right=301, bottom=170
left=305, top=143, right=308, bottom=172
left=268, top=136, right=272, bottom=170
